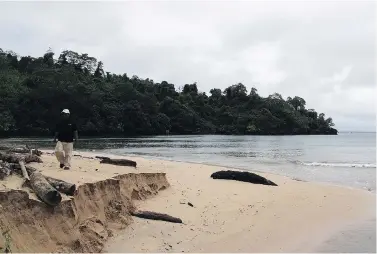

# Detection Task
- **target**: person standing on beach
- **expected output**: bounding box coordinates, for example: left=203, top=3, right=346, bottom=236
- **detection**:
left=53, top=109, right=78, bottom=170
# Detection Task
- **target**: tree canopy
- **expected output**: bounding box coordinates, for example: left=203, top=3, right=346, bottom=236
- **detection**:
left=0, top=48, right=337, bottom=137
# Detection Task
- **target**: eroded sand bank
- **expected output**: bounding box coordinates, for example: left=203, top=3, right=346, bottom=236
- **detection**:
left=0, top=152, right=169, bottom=252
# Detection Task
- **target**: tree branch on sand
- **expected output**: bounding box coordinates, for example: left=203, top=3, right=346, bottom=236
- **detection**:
left=131, top=210, right=183, bottom=223
left=97, top=156, right=137, bottom=168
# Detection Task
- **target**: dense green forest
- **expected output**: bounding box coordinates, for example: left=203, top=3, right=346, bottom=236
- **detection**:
left=0, top=48, right=337, bottom=137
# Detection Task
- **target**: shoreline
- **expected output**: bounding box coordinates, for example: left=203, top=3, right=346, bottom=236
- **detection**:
left=74, top=149, right=376, bottom=193
left=0, top=150, right=375, bottom=252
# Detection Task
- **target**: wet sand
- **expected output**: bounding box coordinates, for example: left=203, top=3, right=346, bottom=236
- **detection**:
left=315, top=219, right=376, bottom=253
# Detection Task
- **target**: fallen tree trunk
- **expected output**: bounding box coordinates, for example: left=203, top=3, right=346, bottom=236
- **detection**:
left=0, top=145, right=29, bottom=153
left=0, top=152, right=22, bottom=163
left=7, top=163, right=75, bottom=196
left=100, top=157, right=137, bottom=168
left=29, top=172, right=62, bottom=206
left=9, top=163, right=37, bottom=176
left=0, top=152, right=42, bottom=164
left=131, top=210, right=182, bottom=223
left=45, top=176, right=76, bottom=196
left=23, top=154, right=43, bottom=163
left=95, top=156, right=110, bottom=160
left=210, top=170, right=278, bottom=186
left=0, top=146, right=42, bottom=156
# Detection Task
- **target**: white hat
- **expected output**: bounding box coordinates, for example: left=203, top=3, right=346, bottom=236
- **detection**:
left=62, top=109, right=70, bottom=114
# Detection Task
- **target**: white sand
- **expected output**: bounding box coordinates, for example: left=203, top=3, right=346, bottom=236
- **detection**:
left=101, top=154, right=376, bottom=253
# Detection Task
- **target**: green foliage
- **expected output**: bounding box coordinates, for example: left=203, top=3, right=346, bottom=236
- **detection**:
left=0, top=48, right=338, bottom=136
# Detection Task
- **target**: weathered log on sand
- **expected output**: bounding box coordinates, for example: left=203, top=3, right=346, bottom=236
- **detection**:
left=100, top=157, right=137, bottom=168
left=0, top=145, right=29, bottom=153
left=0, top=162, right=12, bottom=180
left=6, top=163, right=75, bottom=195
left=0, top=152, right=42, bottom=164
left=0, top=146, right=42, bottom=156
left=95, top=156, right=110, bottom=160
left=9, top=163, right=37, bottom=176
left=0, top=152, right=21, bottom=163
left=45, top=176, right=76, bottom=196
left=23, top=154, right=43, bottom=163
left=29, top=172, right=62, bottom=206
left=131, top=210, right=183, bottom=223
left=210, top=170, right=278, bottom=186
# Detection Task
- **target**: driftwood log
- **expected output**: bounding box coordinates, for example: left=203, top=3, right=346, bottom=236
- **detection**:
left=9, top=163, right=37, bottom=176
left=0, top=145, right=42, bottom=156
left=0, top=150, right=75, bottom=206
left=29, top=172, right=62, bottom=206
left=95, top=156, right=109, bottom=160
left=7, top=163, right=76, bottom=196
left=0, top=152, right=42, bottom=164
left=211, top=170, right=278, bottom=186
left=0, top=162, right=38, bottom=180
left=99, top=157, right=137, bottom=168
left=131, top=210, right=182, bottom=223
left=44, top=176, right=76, bottom=196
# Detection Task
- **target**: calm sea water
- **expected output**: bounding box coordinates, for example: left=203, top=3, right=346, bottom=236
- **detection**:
left=1, top=133, right=376, bottom=191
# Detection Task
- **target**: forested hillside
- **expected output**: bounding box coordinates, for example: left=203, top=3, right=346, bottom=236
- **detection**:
left=0, top=48, right=337, bottom=137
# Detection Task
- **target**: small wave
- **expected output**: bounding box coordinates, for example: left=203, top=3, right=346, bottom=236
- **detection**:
left=294, top=161, right=376, bottom=168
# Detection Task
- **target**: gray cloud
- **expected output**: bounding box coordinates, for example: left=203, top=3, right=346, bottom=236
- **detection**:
left=0, top=0, right=375, bottom=131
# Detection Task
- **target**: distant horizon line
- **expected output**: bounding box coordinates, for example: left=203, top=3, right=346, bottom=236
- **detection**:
left=338, top=131, right=376, bottom=133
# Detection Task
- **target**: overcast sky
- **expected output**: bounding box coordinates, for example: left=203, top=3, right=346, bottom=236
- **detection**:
left=0, top=0, right=375, bottom=132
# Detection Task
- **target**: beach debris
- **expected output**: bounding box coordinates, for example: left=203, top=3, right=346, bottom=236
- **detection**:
left=210, top=170, right=278, bottom=186
left=0, top=145, right=42, bottom=156
left=44, top=176, right=76, bottom=196
left=95, top=156, right=109, bottom=160
left=179, top=201, right=194, bottom=207
left=292, top=177, right=306, bottom=182
left=29, top=171, right=62, bottom=206
left=0, top=152, right=42, bottom=164
left=99, top=157, right=137, bottom=168
left=9, top=163, right=37, bottom=175
left=0, top=151, right=75, bottom=205
left=131, top=210, right=183, bottom=223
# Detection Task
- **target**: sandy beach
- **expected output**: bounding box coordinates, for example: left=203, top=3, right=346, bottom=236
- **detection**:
left=101, top=153, right=376, bottom=253
left=0, top=151, right=375, bottom=252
